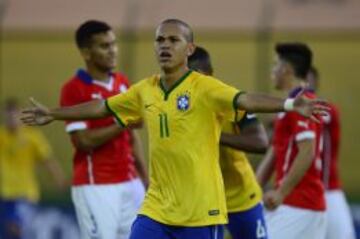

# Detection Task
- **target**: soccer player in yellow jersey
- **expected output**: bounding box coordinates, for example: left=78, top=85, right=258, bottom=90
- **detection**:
left=0, top=98, right=66, bottom=239
left=189, top=46, right=269, bottom=239
left=21, top=19, right=328, bottom=239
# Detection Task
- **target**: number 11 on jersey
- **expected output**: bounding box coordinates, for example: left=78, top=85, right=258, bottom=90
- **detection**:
left=159, top=113, right=169, bottom=138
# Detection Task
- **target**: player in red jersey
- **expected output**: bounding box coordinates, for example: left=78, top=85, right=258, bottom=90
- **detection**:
left=257, top=43, right=326, bottom=239
left=60, top=20, right=148, bottom=239
left=307, top=66, right=356, bottom=239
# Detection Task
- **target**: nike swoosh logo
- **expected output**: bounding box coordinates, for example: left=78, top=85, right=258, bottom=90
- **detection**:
left=145, top=104, right=154, bottom=109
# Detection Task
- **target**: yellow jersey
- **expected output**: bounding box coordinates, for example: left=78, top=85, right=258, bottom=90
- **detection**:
left=220, top=115, right=262, bottom=213
left=0, top=126, right=51, bottom=202
left=106, top=70, right=243, bottom=226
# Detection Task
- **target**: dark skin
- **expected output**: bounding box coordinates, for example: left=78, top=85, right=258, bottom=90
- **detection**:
left=220, top=119, right=268, bottom=154
left=154, top=22, right=195, bottom=89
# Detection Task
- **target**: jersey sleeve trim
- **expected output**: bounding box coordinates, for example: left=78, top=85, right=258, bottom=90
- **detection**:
left=295, top=131, right=315, bottom=142
left=233, top=91, right=246, bottom=122
left=232, top=91, right=246, bottom=111
left=65, top=121, right=87, bottom=133
left=104, top=99, right=126, bottom=128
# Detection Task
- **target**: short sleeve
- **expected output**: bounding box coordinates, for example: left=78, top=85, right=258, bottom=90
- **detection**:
left=31, top=129, right=52, bottom=161
left=60, top=82, right=89, bottom=133
left=105, top=82, right=142, bottom=127
left=293, top=114, right=317, bottom=142
left=203, top=76, right=244, bottom=121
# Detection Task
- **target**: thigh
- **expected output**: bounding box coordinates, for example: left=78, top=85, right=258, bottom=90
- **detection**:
left=118, top=179, right=146, bottom=239
left=266, top=205, right=326, bottom=239
left=129, top=215, right=172, bottom=239
left=71, top=187, right=101, bottom=239
left=325, top=191, right=356, bottom=239
left=72, top=186, right=122, bottom=239
left=227, top=203, right=268, bottom=239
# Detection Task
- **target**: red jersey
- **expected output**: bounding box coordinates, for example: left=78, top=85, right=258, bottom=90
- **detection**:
left=272, top=88, right=325, bottom=211
left=60, top=69, right=137, bottom=185
left=322, top=103, right=341, bottom=190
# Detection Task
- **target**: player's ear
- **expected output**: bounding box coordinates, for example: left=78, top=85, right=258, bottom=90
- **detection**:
left=187, top=43, right=195, bottom=57
left=80, top=48, right=91, bottom=61
left=283, top=62, right=293, bottom=76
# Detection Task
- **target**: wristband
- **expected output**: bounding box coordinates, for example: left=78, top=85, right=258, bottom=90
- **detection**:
left=284, top=98, right=295, bottom=111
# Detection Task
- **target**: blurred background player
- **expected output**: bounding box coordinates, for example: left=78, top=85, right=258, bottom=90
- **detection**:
left=21, top=19, right=328, bottom=239
left=0, top=98, right=66, bottom=239
left=60, top=20, right=148, bottom=239
left=256, top=43, right=326, bottom=239
left=188, top=46, right=269, bottom=239
left=307, top=66, right=356, bottom=239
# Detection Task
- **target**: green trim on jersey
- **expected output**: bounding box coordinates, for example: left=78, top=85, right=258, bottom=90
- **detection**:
left=232, top=91, right=246, bottom=111
left=105, top=99, right=126, bottom=127
left=233, top=91, right=246, bottom=122
left=160, top=70, right=193, bottom=100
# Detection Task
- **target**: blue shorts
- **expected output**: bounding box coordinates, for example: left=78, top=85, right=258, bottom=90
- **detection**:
left=130, top=215, right=224, bottom=239
left=227, top=203, right=268, bottom=239
left=0, top=199, right=36, bottom=239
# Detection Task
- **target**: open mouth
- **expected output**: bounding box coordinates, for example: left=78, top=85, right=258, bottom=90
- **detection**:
left=159, top=52, right=172, bottom=61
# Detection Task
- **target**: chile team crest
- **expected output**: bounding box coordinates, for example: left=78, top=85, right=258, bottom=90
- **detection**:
left=176, top=92, right=191, bottom=111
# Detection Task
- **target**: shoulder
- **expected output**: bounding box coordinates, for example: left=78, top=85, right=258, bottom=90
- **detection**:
left=189, top=71, right=225, bottom=88
left=61, top=75, right=84, bottom=92
left=136, top=75, right=161, bottom=88
left=21, top=127, right=45, bottom=142
left=113, top=72, right=130, bottom=85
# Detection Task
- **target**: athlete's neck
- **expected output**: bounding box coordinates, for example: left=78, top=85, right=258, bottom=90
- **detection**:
left=160, top=66, right=189, bottom=91
left=86, top=67, right=112, bottom=82
left=284, top=77, right=307, bottom=92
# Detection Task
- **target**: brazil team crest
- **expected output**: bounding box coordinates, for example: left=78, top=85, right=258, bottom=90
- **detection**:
left=176, top=92, right=191, bottom=111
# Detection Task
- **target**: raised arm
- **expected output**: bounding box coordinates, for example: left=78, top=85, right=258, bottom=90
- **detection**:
left=21, top=98, right=111, bottom=126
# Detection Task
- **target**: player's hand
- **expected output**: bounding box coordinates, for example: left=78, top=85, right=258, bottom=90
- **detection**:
left=293, top=90, right=330, bottom=123
left=263, top=189, right=284, bottom=211
left=21, top=97, right=54, bottom=126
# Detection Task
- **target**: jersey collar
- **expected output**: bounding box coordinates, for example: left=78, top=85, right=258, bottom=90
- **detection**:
left=76, top=69, right=113, bottom=85
left=160, top=70, right=192, bottom=101
left=288, top=86, right=313, bottom=98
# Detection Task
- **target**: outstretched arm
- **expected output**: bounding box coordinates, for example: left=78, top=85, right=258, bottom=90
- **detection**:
left=21, top=98, right=111, bottom=126
left=235, top=91, right=328, bottom=121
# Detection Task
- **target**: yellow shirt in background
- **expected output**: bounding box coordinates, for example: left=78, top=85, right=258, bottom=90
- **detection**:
left=220, top=116, right=262, bottom=213
left=106, top=70, right=243, bottom=226
left=0, top=126, right=51, bottom=202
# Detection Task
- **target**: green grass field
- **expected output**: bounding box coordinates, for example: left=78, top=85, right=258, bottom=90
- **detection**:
left=2, top=31, right=360, bottom=202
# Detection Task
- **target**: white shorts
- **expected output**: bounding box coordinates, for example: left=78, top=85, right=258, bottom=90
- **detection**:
left=71, top=178, right=145, bottom=239
left=265, top=205, right=327, bottom=239
left=325, top=190, right=356, bottom=239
